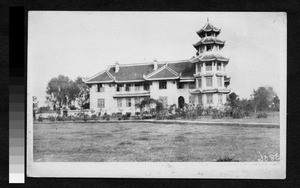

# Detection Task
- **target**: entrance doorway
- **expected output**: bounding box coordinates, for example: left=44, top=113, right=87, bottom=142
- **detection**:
left=178, top=96, right=185, bottom=108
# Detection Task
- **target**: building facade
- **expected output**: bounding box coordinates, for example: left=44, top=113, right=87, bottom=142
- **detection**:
left=85, top=20, right=231, bottom=115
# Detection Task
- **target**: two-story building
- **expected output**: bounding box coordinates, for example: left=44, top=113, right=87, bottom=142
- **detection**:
left=84, top=20, right=231, bottom=115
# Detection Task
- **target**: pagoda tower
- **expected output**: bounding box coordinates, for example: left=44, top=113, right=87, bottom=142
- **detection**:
left=189, top=19, right=231, bottom=108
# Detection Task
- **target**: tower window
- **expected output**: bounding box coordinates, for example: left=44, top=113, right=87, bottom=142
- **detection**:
left=197, top=78, right=202, bottom=88
left=217, top=77, right=222, bottom=87
left=189, top=82, right=196, bottom=89
left=206, top=77, right=213, bottom=87
left=207, top=45, right=212, bottom=51
left=197, top=63, right=201, bottom=73
left=206, top=62, right=212, bottom=71
left=217, top=62, right=222, bottom=71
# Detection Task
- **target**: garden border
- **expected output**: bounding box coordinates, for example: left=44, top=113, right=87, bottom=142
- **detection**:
left=34, top=120, right=280, bottom=128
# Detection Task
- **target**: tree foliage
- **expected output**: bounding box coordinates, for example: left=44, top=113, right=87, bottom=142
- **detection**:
left=46, top=75, right=89, bottom=109
left=251, top=86, right=276, bottom=113
left=74, top=77, right=90, bottom=108
left=33, top=96, right=38, bottom=120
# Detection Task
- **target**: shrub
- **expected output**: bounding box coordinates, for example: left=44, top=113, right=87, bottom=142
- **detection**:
left=77, top=112, right=90, bottom=122
left=69, top=105, right=77, bottom=110
left=118, top=117, right=122, bottom=121
left=122, top=114, right=130, bottom=120
left=217, top=156, right=239, bottom=162
left=37, top=116, right=43, bottom=122
left=212, top=109, right=225, bottom=119
left=133, top=115, right=141, bottom=120
left=91, top=114, right=97, bottom=120
left=102, top=113, right=109, bottom=120
left=141, top=113, right=153, bottom=119
left=257, top=112, right=268, bottom=118
left=116, top=112, right=122, bottom=119
left=231, top=108, right=245, bottom=119
left=56, top=116, right=64, bottom=121
left=196, top=105, right=204, bottom=116
left=47, top=116, right=56, bottom=122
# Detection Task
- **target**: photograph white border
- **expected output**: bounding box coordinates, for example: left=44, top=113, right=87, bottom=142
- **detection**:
left=26, top=11, right=286, bottom=179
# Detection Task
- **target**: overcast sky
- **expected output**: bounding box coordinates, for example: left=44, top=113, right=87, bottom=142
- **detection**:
left=28, top=12, right=286, bottom=106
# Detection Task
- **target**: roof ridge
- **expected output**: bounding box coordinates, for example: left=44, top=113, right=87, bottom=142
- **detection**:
left=108, top=59, right=189, bottom=68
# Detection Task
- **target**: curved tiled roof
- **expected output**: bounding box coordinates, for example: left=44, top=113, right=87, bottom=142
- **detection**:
left=85, top=60, right=196, bottom=83
left=194, top=52, right=229, bottom=62
left=107, top=64, right=164, bottom=82
left=193, top=37, right=225, bottom=48
left=196, top=22, right=221, bottom=36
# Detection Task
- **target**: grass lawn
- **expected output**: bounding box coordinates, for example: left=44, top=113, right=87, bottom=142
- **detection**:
left=181, top=111, right=280, bottom=124
left=33, top=122, right=280, bottom=162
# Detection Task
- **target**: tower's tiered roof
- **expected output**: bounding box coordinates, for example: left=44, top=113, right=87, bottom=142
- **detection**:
left=193, top=37, right=225, bottom=49
left=196, top=22, right=221, bottom=37
left=189, top=52, right=229, bottom=63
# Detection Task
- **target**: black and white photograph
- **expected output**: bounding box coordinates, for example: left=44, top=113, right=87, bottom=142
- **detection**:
left=27, top=11, right=286, bottom=178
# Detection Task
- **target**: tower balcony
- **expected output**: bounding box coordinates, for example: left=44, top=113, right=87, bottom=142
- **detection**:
left=194, top=72, right=227, bottom=77
left=189, top=87, right=231, bottom=94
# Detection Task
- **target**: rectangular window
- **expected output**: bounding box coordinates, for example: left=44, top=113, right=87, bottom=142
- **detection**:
left=135, top=83, right=140, bottom=91
left=159, top=81, right=167, bottom=89
left=189, top=82, right=196, bottom=89
left=125, top=84, right=131, bottom=91
left=198, top=95, right=202, bottom=105
left=97, top=84, right=105, bottom=92
left=217, top=63, right=222, bottom=71
left=143, top=82, right=150, bottom=91
left=189, top=95, right=195, bottom=104
left=218, top=94, right=223, bottom=104
left=207, top=94, right=213, bottom=104
left=207, top=45, right=212, bottom=51
left=98, top=98, right=105, bottom=108
left=159, top=96, right=168, bottom=107
left=117, top=98, right=122, bottom=107
left=197, top=63, right=201, bottom=73
left=217, top=77, right=222, bottom=87
left=116, top=84, right=123, bottom=92
left=177, top=82, right=184, bottom=89
left=197, top=78, right=202, bottom=88
left=206, top=77, right=213, bottom=87
left=126, top=98, right=131, bottom=107
left=206, top=62, right=212, bottom=71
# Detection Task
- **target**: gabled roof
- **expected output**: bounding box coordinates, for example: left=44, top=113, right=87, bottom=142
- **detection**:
left=167, top=61, right=195, bottom=78
left=193, top=37, right=225, bottom=49
left=145, top=65, right=179, bottom=80
left=85, top=71, right=114, bottom=83
left=196, top=22, right=221, bottom=36
left=85, top=60, right=196, bottom=83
